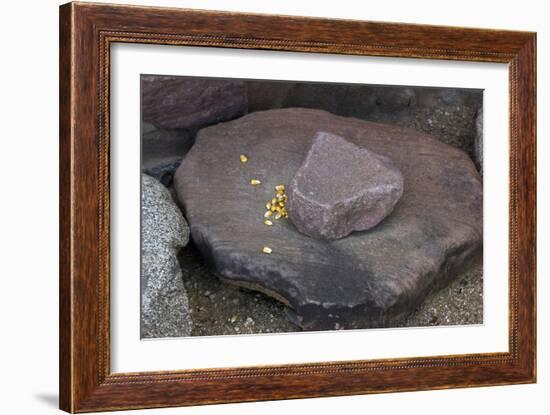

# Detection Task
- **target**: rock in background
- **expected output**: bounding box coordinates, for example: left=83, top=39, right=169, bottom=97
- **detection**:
left=142, top=75, right=248, bottom=129
left=474, top=106, right=484, bottom=173
left=141, top=123, right=194, bottom=186
left=141, top=174, right=192, bottom=338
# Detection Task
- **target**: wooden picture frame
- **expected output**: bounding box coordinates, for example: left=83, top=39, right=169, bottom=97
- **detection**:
left=59, top=2, right=536, bottom=412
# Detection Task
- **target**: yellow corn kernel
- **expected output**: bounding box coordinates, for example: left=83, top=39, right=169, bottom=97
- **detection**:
left=262, top=246, right=272, bottom=254
left=266, top=202, right=271, bottom=210
left=274, top=212, right=282, bottom=220
left=250, top=179, right=261, bottom=185
left=264, top=210, right=273, bottom=218
left=264, top=220, right=273, bottom=226
left=239, top=154, right=248, bottom=163
left=275, top=184, right=285, bottom=191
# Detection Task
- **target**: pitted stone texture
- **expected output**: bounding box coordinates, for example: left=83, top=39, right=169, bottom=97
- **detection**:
left=474, top=107, right=483, bottom=173
left=141, top=75, right=248, bottom=129
left=288, top=131, right=403, bottom=240
left=174, top=108, right=482, bottom=331
left=141, top=174, right=192, bottom=338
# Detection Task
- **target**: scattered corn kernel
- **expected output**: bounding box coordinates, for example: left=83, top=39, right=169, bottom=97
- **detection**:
left=262, top=246, right=273, bottom=254
left=264, top=210, right=273, bottom=218
left=274, top=212, right=282, bottom=220
left=275, top=185, right=285, bottom=191
left=264, top=220, right=273, bottom=226
left=239, top=154, right=248, bottom=163
left=250, top=179, right=261, bottom=185
left=266, top=202, right=271, bottom=210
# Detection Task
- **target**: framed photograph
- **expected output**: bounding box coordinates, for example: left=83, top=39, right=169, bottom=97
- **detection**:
left=59, top=2, right=536, bottom=412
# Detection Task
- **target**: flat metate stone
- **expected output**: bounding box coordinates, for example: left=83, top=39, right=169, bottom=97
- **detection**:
left=174, top=108, right=482, bottom=331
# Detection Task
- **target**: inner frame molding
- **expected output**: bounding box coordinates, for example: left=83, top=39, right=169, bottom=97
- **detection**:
left=59, top=2, right=536, bottom=413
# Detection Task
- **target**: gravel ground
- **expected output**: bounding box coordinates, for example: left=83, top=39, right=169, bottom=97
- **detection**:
left=179, top=243, right=299, bottom=336
left=396, top=262, right=483, bottom=327
left=179, top=242, right=483, bottom=336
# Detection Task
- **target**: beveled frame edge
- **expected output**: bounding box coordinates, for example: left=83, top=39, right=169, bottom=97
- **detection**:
left=59, top=2, right=536, bottom=413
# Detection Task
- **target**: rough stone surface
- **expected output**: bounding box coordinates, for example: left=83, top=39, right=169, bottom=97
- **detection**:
left=142, top=76, right=248, bottom=129
left=247, top=81, right=483, bottom=167
left=474, top=106, right=484, bottom=173
left=179, top=243, right=299, bottom=336
left=174, top=108, right=483, bottom=331
left=178, top=240, right=482, bottom=336
left=141, top=123, right=195, bottom=186
left=141, top=174, right=192, bottom=338
left=288, top=131, right=403, bottom=239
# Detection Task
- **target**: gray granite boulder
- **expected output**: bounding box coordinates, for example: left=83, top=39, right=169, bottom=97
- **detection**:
left=141, top=174, right=192, bottom=338
left=288, top=131, right=403, bottom=240
left=141, top=75, right=248, bottom=129
left=174, top=108, right=482, bottom=331
left=474, top=106, right=483, bottom=173
left=141, top=123, right=194, bottom=186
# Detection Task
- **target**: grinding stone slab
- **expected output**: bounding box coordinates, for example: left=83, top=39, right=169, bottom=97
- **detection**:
left=174, top=108, right=482, bottom=331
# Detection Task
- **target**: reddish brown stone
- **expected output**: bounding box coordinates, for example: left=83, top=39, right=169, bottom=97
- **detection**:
left=141, top=75, right=248, bottom=129
left=287, top=131, right=403, bottom=240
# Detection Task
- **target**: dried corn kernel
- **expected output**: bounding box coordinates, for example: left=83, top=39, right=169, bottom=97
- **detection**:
left=262, top=246, right=273, bottom=254
left=261, top=182, right=288, bottom=224
left=264, top=220, right=273, bottom=226
left=240, top=154, right=248, bottom=163
left=250, top=179, right=261, bottom=185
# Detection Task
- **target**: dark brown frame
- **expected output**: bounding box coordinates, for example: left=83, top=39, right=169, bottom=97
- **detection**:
left=59, top=2, right=537, bottom=412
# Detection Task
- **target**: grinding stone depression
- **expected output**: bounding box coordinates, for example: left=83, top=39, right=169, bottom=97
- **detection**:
left=287, top=131, right=404, bottom=240
left=174, top=108, right=482, bottom=331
